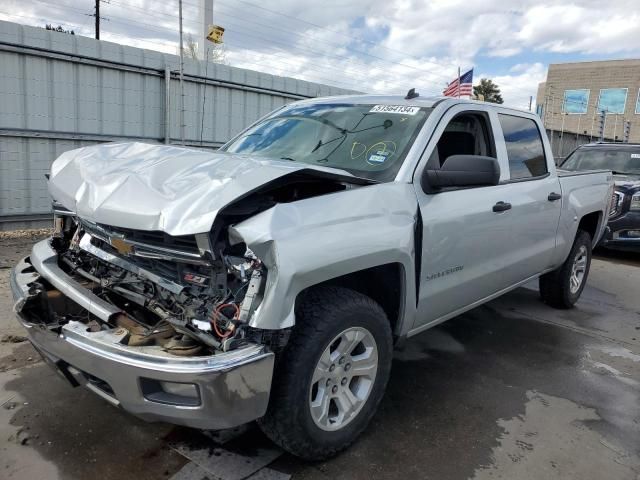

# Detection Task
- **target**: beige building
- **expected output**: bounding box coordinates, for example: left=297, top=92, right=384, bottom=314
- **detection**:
left=536, top=59, right=640, bottom=155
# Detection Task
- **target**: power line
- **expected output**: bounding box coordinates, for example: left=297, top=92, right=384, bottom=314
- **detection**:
left=107, top=0, right=456, bottom=87
left=107, top=0, right=462, bottom=83
left=208, top=0, right=464, bottom=80
left=212, top=0, right=465, bottom=73
left=1, top=13, right=377, bottom=92
left=23, top=0, right=439, bottom=93
left=4, top=1, right=469, bottom=97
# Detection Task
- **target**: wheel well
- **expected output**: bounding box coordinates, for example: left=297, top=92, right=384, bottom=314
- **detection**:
left=578, top=211, right=602, bottom=241
left=296, top=263, right=405, bottom=335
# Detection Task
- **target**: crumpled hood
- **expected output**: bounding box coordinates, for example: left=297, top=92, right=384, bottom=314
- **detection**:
left=49, top=142, right=361, bottom=236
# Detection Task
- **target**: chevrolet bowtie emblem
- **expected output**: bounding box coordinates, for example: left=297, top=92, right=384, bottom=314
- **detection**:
left=110, top=237, right=134, bottom=255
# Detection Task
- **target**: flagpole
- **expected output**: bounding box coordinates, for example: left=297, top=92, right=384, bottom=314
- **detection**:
left=457, top=67, right=461, bottom=98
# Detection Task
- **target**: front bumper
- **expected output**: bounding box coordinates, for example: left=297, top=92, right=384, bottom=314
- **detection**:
left=601, top=211, right=640, bottom=251
left=10, top=239, right=274, bottom=430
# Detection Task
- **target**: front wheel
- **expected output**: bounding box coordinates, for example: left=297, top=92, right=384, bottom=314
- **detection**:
left=258, top=286, right=393, bottom=460
left=539, top=230, right=592, bottom=308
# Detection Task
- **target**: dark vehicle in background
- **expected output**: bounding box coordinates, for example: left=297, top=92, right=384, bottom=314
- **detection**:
left=561, top=143, right=640, bottom=252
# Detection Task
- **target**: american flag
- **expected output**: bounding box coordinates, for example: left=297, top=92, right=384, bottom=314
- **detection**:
left=443, top=68, right=474, bottom=97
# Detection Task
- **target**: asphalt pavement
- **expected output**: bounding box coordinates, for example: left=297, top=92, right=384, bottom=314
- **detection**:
left=1, top=232, right=639, bottom=480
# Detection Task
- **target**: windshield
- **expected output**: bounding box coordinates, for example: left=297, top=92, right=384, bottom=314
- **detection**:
left=222, top=103, right=431, bottom=182
left=562, top=147, right=640, bottom=175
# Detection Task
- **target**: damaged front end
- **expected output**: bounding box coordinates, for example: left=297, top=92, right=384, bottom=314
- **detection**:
left=11, top=140, right=381, bottom=429
left=43, top=206, right=277, bottom=356
left=10, top=208, right=277, bottom=429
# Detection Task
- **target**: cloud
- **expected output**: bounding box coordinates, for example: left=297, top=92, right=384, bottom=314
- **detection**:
left=517, top=3, right=640, bottom=54
left=3, top=0, right=639, bottom=108
left=478, top=63, right=548, bottom=109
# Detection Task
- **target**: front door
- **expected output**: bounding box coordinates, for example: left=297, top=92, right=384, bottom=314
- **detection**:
left=412, top=106, right=516, bottom=329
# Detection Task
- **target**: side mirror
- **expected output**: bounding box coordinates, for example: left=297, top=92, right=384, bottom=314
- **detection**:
left=424, top=155, right=500, bottom=189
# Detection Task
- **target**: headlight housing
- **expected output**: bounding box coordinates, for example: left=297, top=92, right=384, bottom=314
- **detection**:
left=631, top=193, right=640, bottom=211
left=52, top=201, right=76, bottom=238
left=52, top=201, right=75, bottom=216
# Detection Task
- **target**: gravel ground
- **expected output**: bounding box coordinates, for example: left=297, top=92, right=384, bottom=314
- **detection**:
left=1, top=231, right=639, bottom=480
left=0, top=230, right=51, bottom=366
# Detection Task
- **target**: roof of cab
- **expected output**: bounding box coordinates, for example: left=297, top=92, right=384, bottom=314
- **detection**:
left=292, top=94, right=534, bottom=115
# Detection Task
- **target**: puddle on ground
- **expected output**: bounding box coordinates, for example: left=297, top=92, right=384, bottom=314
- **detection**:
left=471, top=391, right=639, bottom=480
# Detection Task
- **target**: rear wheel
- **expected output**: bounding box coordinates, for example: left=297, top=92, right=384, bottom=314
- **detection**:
left=539, top=230, right=592, bottom=308
left=258, top=286, right=392, bottom=460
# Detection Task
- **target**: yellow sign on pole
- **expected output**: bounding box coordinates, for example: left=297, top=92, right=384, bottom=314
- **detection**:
left=207, top=25, right=225, bottom=44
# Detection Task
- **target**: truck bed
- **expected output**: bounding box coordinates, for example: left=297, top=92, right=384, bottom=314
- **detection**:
left=557, top=168, right=611, bottom=177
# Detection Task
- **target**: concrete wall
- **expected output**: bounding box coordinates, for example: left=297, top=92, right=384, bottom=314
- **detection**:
left=536, top=59, right=640, bottom=145
left=0, top=20, right=357, bottom=225
left=545, top=129, right=593, bottom=163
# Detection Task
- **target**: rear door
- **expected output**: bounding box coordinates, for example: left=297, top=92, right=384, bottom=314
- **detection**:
left=492, top=112, right=561, bottom=280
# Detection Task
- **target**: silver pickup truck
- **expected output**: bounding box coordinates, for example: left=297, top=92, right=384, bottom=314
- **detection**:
left=11, top=94, right=613, bottom=459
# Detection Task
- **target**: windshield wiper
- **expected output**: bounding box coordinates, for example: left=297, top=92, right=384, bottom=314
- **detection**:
left=311, top=121, right=391, bottom=153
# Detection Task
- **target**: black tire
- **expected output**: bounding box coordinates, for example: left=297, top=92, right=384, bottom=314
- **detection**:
left=258, top=286, right=393, bottom=460
left=539, top=230, right=592, bottom=309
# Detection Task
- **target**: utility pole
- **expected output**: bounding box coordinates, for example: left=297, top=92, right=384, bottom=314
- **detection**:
left=559, top=113, right=566, bottom=156
left=548, top=93, right=556, bottom=154
left=95, top=0, right=100, bottom=39
left=88, top=0, right=108, bottom=40
left=528, top=95, right=532, bottom=111
left=575, top=113, right=582, bottom=149
left=598, top=110, right=606, bottom=142
left=179, top=0, right=185, bottom=145
left=623, top=121, right=631, bottom=143
left=201, top=0, right=214, bottom=60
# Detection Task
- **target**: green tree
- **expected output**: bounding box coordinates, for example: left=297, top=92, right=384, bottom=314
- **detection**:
left=184, top=34, right=227, bottom=64
left=473, top=78, right=504, bottom=104
left=45, top=24, right=75, bottom=35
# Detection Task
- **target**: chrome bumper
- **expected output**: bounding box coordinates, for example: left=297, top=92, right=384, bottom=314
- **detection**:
left=10, top=239, right=274, bottom=430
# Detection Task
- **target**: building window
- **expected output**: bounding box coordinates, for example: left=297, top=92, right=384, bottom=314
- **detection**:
left=597, top=88, right=628, bottom=114
left=498, top=114, right=548, bottom=180
left=563, top=89, right=589, bottom=114
left=636, top=88, right=640, bottom=114
left=535, top=104, right=544, bottom=117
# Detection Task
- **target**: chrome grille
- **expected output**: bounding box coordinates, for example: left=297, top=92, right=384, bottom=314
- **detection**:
left=100, top=225, right=198, bottom=253
left=609, top=191, right=624, bottom=218
left=79, top=220, right=209, bottom=265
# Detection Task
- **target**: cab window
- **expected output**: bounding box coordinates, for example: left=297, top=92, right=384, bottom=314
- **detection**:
left=429, top=111, right=496, bottom=168
left=499, top=114, right=547, bottom=180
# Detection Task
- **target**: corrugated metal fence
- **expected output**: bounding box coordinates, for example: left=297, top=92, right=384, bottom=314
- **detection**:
left=0, top=20, right=356, bottom=226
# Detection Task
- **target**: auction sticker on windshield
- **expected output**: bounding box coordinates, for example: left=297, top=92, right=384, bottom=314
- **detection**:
left=369, top=105, right=420, bottom=115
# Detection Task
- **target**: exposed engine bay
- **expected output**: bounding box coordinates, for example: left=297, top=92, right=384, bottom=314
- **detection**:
left=37, top=211, right=275, bottom=357
left=24, top=165, right=368, bottom=357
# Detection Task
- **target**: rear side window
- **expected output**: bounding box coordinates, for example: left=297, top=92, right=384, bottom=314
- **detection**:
left=499, top=114, right=547, bottom=180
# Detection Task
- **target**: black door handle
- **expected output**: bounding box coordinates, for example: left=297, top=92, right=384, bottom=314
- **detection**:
left=493, top=201, right=512, bottom=212
left=548, top=192, right=562, bottom=201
